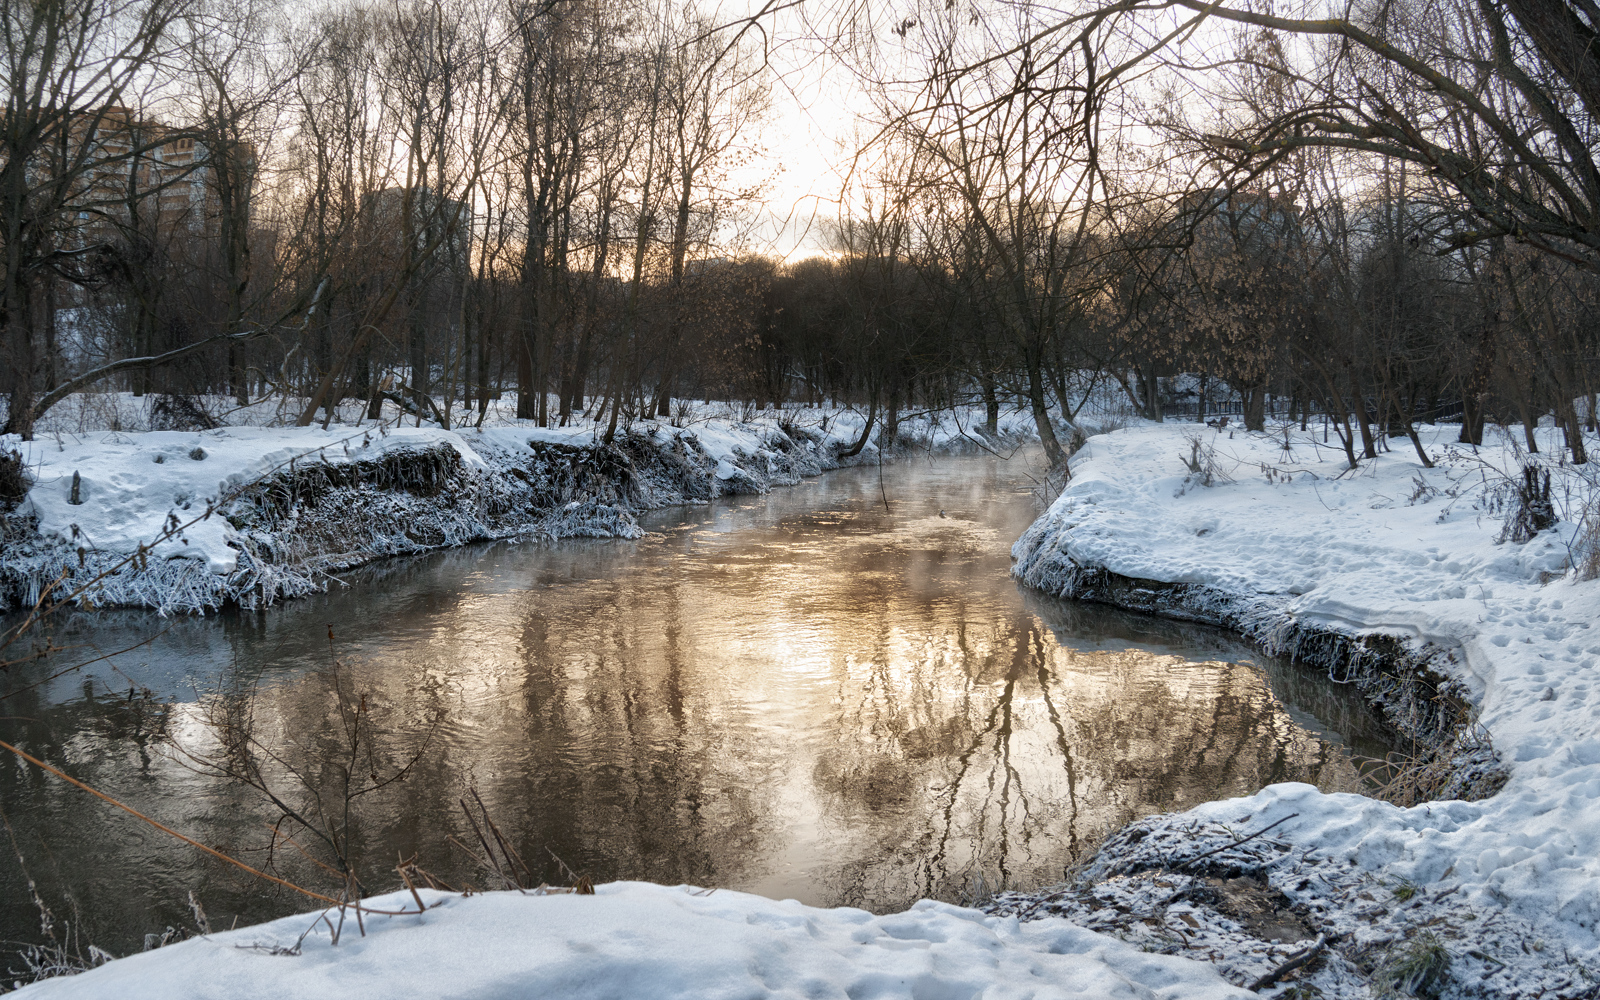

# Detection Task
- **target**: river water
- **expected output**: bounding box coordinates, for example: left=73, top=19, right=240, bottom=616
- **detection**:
left=0, top=450, right=1390, bottom=958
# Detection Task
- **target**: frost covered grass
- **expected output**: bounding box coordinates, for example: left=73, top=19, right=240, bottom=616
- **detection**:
left=0, top=394, right=1043, bottom=614
left=1356, top=720, right=1506, bottom=809
left=1005, top=418, right=1600, bottom=997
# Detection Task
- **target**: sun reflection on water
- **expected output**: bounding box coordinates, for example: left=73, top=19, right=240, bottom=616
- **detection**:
left=0, top=451, right=1390, bottom=955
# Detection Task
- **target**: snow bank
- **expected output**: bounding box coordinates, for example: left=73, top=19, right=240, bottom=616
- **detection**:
left=17, top=425, right=481, bottom=576
left=1009, top=421, right=1600, bottom=988
left=15, top=883, right=1252, bottom=1000
left=0, top=402, right=1043, bottom=613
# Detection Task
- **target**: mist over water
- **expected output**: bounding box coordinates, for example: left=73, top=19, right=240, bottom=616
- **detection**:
left=0, top=450, right=1390, bottom=957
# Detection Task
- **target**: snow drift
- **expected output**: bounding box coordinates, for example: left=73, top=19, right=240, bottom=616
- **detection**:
left=12, top=882, right=1255, bottom=999
left=1008, top=421, right=1600, bottom=993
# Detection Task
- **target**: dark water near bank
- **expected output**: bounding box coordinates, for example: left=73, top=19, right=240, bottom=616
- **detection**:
left=0, top=451, right=1391, bottom=959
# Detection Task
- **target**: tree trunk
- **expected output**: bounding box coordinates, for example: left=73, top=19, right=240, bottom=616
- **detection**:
left=1243, top=384, right=1266, bottom=432
left=1390, top=390, right=1434, bottom=468
left=42, top=278, right=57, bottom=394
left=1353, top=372, right=1378, bottom=459
left=517, top=330, right=536, bottom=419
left=1558, top=394, right=1588, bottom=464
left=1458, top=324, right=1496, bottom=446
left=1027, top=349, right=1065, bottom=466
left=882, top=379, right=901, bottom=450
left=1512, top=377, right=1540, bottom=453
left=981, top=374, right=999, bottom=436
left=837, top=391, right=878, bottom=459
left=2, top=312, right=35, bottom=440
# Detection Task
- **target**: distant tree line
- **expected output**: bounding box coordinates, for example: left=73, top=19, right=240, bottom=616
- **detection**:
left=3, top=0, right=1597, bottom=470
left=837, top=0, right=1600, bottom=467
left=2, top=0, right=780, bottom=440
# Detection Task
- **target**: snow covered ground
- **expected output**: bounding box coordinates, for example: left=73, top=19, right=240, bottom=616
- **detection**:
left=1008, top=419, right=1600, bottom=996
left=1, top=394, right=1042, bottom=613
left=12, top=403, right=1599, bottom=997
left=14, top=883, right=1256, bottom=999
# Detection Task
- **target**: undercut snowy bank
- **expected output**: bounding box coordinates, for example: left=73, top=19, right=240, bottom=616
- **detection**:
left=0, top=405, right=1039, bottom=614
left=1006, top=421, right=1600, bottom=996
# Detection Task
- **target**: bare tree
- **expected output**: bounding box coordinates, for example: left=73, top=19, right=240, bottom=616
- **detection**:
left=883, top=4, right=1143, bottom=465
left=1160, top=0, right=1600, bottom=271
left=1, top=0, right=200, bottom=437
left=648, top=9, right=771, bottom=417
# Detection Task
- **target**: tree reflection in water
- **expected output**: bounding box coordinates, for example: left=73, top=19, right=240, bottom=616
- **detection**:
left=0, top=452, right=1389, bottom=957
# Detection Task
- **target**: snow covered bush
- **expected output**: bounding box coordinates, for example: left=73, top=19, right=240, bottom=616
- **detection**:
left=1577, top=511, right=1600, bottom=582
left=147, top=394, right=220, bottom=432
left=1565, top=461, right=1600, bottom=580
left=1498, top=463, right=1556, bottom=544
left=1178, top=430, right=1232, bottom=490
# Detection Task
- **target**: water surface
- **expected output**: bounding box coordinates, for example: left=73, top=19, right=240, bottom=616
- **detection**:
left=0, top=450, right=1389, bottom=957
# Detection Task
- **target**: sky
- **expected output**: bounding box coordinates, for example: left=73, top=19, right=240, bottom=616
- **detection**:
left=727, top=0, right=1209, bottom=261
left=732, top=3, right=883, bottom=261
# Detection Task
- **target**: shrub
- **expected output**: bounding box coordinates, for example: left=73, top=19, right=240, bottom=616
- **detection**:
left=148, top=393, right=219, bottom=431
left=0, top=447, right=31, bottom=507
left=1576, top=511, right=1600, bottom=581
left=1500, top=464, right=1555, bottom=544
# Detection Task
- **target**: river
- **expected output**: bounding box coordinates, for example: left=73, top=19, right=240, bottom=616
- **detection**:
left=0, top=449, right=1390, bottom=959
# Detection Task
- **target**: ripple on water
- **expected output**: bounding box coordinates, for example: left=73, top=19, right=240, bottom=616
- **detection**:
left=0, top=451, right=1392, bottom=956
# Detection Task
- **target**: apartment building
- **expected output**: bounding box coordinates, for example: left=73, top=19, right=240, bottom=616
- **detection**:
left=68, top=105, right=255, bottom=241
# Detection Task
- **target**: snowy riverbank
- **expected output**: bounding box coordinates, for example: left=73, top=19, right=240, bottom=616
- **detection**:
left=11, top=413, right=1599, bottom=998
left=0, top=400, right=1040, bottom=614
left=1003, top=421, right=1600, bottom=996
left=14, top=882, right=1256, bottom=999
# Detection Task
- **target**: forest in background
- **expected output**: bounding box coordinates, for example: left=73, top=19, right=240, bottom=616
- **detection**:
left=2, top=0, right=1598, bottom=471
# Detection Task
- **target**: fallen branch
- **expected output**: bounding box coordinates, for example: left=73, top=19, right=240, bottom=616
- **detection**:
left=27, top=279, right=328, bottom=430
left=378, top=388, right=449, bottom=429
left=1173, top=814, right=1299, bottom=872
left=1248, top=932, right=1332, bottom=992
left=0, top=737, right=420, bottom=916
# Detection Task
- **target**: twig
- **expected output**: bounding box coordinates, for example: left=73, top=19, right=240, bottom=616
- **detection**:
left=0, top=629, right=173, bottom=702
left=399, top=855, right=457, bottom=893
left=471, top=788, right=534, bottom=885
left=445, top=833, right=495, bottom=871
left=950, top=408, right=1024, bottom=460
left=1173, top=814, right=1299, bottom=872
left=460, top=797, right=519, bottom=891
left=0, top=738, right=418, bottom=915
left=1247, top=933, right=1332, bottom=992
left=545, top=847, right=582, bottom=884
left=396, top=854, right=428, bottom=914
left=268, top=821, right=343, bottom=878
